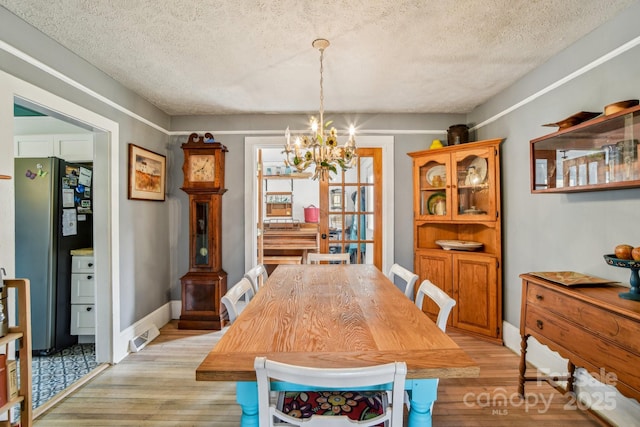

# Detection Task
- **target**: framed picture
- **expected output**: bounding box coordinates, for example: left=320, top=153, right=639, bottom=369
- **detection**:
left=128, top=143, right=166, bottom=201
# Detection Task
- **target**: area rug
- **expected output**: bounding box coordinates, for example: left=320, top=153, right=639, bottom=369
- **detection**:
left=29, top=343, right=98, bottom=408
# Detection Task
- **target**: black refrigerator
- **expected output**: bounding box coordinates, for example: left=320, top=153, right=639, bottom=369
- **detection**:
left=14, top=157, right=93, bottom=355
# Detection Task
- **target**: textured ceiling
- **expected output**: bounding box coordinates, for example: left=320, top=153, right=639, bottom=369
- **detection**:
left=1, top=0, right=636, bottom=116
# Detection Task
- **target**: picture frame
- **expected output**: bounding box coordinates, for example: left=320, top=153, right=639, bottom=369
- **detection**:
left=128, top=143, right=166, bottom=201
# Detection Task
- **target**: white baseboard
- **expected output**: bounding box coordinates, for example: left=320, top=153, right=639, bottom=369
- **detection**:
left=502, top=321, right=640, bottom=425
left=114, top=302, right=172, bottom=363
left=171, top=300, right=181, bottom=319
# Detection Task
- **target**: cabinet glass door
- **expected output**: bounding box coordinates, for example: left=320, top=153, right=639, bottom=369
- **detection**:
left=452, top=148, right=495, bottom=220
left=194, top=200, right=210, bottom=266
left=417, top=152, right=450, bottom=219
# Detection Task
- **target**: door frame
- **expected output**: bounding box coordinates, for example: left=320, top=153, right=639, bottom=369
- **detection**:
left=244, top=136, right=394, bottom=273
left=0, top=69, right=119, bottom=364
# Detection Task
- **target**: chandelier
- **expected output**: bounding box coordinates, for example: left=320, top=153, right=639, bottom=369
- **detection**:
left=283, top=39, right=357, bottom=180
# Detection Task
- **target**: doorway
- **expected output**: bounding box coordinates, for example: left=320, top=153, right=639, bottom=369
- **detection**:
left=244, top=136, right=394, bottom=273
left=13, top=99, right=105, bottom=410
left=320, top=148, right=383, bottom=268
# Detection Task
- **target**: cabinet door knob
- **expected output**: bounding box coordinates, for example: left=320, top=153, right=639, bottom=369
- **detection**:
left=321, top=233, right=327, bottom=239
left=536, top=319, right=543, bottom=329
left=535, top=294, right=543, bottom=301
left=88, top=263, right=94, bottom=267
left=86, top=306, right=93, bottom=312
left=86, top=275, right=93, bottom=280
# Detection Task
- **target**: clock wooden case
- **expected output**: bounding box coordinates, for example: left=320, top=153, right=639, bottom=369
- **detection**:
left=179, top=132, right=228, bottom=330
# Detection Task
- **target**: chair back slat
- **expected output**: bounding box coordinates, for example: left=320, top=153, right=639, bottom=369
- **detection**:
left=388, top=263, right=419, bottom=301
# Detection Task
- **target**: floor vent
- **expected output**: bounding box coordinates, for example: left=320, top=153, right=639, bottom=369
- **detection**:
left=129, top=325, right=160, bottom=353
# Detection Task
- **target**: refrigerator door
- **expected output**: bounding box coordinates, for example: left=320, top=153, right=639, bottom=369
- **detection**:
left=14, top=157, right=58, bottom=352
left=15, top=158, right=93, bottom=354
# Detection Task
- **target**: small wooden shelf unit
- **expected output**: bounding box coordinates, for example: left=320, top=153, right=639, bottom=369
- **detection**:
left=1, top=279, right=32, bottom=426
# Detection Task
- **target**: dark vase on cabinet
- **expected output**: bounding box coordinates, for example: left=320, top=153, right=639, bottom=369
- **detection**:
left=179, top=133, right=228, bottom=330
left=408, top=138, right=503, bottom=342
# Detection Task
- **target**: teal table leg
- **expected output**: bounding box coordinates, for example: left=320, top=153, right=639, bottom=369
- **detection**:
left=406, top=378, right=438, bottom=427
left=236, top=381, right=259, bottom=427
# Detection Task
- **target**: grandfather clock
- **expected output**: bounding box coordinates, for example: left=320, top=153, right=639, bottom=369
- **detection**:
left=178, top=132, right=228, bottom=330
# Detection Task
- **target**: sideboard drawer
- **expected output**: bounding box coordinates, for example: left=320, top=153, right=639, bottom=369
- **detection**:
left=526, top=304, right=640, bottom=392
left=527, top=282, right=640, bottom=355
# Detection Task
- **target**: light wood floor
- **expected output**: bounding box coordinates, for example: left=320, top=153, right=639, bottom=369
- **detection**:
left=33, top=321, right=602, bottom=426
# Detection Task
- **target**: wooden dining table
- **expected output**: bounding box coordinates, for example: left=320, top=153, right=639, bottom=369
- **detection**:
left=196, top=264, right=479, bottom=426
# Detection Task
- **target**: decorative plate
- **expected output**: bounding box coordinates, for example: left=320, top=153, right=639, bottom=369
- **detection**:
left=463, top=208, right=486, bottom=215
left=435, top=240, right=483, bottom=251
left=529, top=271, right=616, bottom=287
left=465, top=157, right=487, bottom=185
left=426, top=165, right=446, bottom=186
left=542, top=111, right=601, bottom=129
left=427, top=192, right=446, bottom=215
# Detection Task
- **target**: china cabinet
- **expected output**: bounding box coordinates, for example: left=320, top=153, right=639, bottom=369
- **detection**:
left=531, top=104, right=640, bottom=193
left=409, top=138, right=503, bottom=341
left=179, top=133, right=227, bottom=330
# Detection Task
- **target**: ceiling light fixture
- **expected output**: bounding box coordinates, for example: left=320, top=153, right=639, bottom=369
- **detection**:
left=283, top=39, right=357, bottom=180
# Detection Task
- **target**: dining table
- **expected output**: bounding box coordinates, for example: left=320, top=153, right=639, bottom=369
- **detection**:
left=196, top=264, right=480, bottom=426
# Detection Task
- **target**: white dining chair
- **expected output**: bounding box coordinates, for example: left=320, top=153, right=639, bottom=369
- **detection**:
left=254, top=356, right=406, bottom=427
left=221, top=278, right=255, bottom=325
left=244, top=264, right=268, bottom=293
left=407, top=279, right=456, bottom=413
left=307, top=252, right=350, bottom=264
left=415, top=279, right=456, bottom=332
left=387, top=263, right=419, bottom=301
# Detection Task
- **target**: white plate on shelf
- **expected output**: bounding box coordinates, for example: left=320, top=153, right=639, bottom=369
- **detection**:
left=465, top=157, right=487, bottom=185
left=435, top=240, right=484, bottom=251
left=426, top=165, right=446, bottom=186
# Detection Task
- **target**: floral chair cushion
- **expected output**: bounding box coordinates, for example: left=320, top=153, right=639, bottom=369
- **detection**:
left=276, top=390, right=388, bottom=425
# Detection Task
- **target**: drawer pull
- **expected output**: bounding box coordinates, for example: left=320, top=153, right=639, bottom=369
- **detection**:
left=536, top=319, right=543, bottom=329
left=88, top=263, right=94, bottom=268
left=86, top=306, right=93, bottom=312
left=535, top=294, right=543, bottom=301
left=86, top=275, right=93, bottom=280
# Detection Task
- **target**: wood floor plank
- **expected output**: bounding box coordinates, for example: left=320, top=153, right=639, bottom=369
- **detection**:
left=33, top=321, right=603, bottom=426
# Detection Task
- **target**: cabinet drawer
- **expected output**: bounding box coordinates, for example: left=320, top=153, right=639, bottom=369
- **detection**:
left=72, top=256, right=94, bottom=273
left=71, top=273, right=95, bottom=304
left=525, top=304, right=640, bottom=393
left=70, top=304, right=95, bottom=335
left=527, top=283, right=640, bottom=355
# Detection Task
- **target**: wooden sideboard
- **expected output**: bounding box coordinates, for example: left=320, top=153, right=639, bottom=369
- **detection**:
left=518, top=273, right=640, bottom=402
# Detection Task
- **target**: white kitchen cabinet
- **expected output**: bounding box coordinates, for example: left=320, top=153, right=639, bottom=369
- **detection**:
left=70, top=254, right=95, bottom=335
left=14, top=133, right=94, bottom=162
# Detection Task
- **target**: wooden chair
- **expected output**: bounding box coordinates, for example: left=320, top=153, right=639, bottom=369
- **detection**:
left=244, top=264, right=268, bottom=293
left=306, top=252, right=351, bottom=264
left=220, top=278, right=255, bottom=325
left=254, top=356, right=406, bottom=426
left=407, top=279, right=456, bottom=412
left=387, top=263, right=419, bottom=301
left=415, top=279, right=456, bottom=332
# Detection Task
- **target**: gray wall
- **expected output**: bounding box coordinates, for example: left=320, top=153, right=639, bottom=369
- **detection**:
left=0, top=6, right=173, bottom=330
left=169, top=113, right=464, bottom=298
left=468, top=1, right=640, bottom=326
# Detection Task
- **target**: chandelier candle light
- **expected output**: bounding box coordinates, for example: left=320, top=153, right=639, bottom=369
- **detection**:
left=283, top=39, right=357, bottom=180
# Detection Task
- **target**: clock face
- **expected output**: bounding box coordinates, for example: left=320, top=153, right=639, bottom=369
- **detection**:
left=189, top=155, right=215, bottom=182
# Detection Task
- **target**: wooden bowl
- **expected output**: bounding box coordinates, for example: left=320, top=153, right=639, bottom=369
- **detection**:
left=604, top=99, right=639, bottom=116
left=542, top=111, right=601, bottom=129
